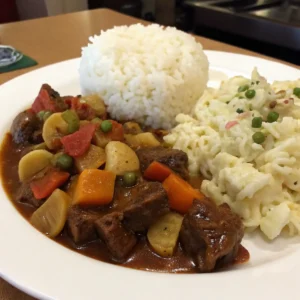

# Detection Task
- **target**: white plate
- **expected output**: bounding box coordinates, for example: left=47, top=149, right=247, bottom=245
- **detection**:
left=0, top=51, right=300, bottom=300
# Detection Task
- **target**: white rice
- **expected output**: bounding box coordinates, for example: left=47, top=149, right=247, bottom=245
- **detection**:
left=79, top=24, right=209, bottom=129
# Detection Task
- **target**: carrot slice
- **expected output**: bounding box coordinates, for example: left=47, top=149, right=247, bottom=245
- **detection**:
left=144, top=161, right=173, bottom=182
left=30, top=169, right=70, bottom=200
left=163, top=173, right=205, bottom=214
left=73, top=169, right=116, bottom=206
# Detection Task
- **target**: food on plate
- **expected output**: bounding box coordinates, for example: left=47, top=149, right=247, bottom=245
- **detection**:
left=0, top=84, right=247, bottom=273
left=165, top=69, right=300, bottom=240
left=79, top=24, right=209, bottom=129
left=147, top=212, right=183, bottom=257
left=30, top=189, right=71, bottom=237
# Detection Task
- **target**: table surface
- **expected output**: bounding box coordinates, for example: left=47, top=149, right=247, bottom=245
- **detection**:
left=0, top=7, right=299, bottom=300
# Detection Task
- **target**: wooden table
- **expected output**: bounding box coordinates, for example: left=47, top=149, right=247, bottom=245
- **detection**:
left=0, top=8, right=298, bottom=300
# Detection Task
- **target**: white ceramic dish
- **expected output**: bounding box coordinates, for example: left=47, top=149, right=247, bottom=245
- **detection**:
left=0, top=51, right=300, bottom=300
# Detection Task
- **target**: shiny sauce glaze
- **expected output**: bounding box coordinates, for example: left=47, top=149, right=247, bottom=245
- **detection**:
left=0, top=133, right=249, bottom=273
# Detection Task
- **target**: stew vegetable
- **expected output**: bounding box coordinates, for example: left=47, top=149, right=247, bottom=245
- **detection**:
left=0, top=84, right=249, bottom=273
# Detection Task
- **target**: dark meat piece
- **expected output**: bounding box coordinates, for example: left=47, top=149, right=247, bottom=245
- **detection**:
left=15, top=183, right=41, bottom=207
left=67, top=206, right=99, bottom=244
left=41, top=84, right=67, bottom=112
left=10, top=110, right=40, bottom=145
left=136, top=146, right=189, bottom=180
left=180, top=198, right=244, bottom=272
left=95, top=212, right=137, bottom=261
left=123, top=181, right=169, bottom=232
left=42, top=84, right=60, bottom=100
left=32, top=84, right=68, bottom=113
left=31, top=129, right=43, bottom=144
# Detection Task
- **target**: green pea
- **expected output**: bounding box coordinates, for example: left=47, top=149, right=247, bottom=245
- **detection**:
left=252, top=117, right=263, bottom=128
left=62, top=110, right=80, bottom=134
left=43, top=111, right=52, bottom=121
left=101, top=120, right=112, bottom=133
left=238, top=85, right=249, bottom=93
left=245, top=89, right=256, bottom=99
left=293, top=87, right=300, bottom=98
left=56, top=153, right=73, bottom=170
left=252, top=132, right=265, bottom=144
left=91, top=117, right=102, bottom=125
left=267, top=111, right=279, bottom=123
left=236, top=108, right=244, bottom=114
left=37, top=110, right=46, bottom=121
left=123, top=172, right=137, bottom=187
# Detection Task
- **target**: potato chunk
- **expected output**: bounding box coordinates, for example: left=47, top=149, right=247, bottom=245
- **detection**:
left=75, top=145, right=106, bottom=172
left=42, top=113, right=68, bottom=150
left=30, top=189, right=71, bottom=237
left=147, top=212, right=183, bottom=257
left=105, top=141, right=139, bottom=175
left=125, top=132, right=160, bottom=148
left=18, top=149, right=53, bottom=181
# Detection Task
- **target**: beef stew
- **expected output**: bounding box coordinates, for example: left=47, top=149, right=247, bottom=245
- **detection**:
left=0, top=84, right=249, bottom=273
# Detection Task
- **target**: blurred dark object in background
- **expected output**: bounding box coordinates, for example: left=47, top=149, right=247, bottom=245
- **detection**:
left=195, top=25, right=300, bottom=65
left=175, top=0, right=193, bottom=31
left=144, top=12, right=156, bottom=22
left=88, top=0, right=142, bottom=17
left=120, top=1, right=142, bottom=18
left=0, top=0, right=19, bottom=24
left=185, top=0, right=300, bottom=65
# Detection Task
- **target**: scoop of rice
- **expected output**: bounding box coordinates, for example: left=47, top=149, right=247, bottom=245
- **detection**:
left=79, top=24, right=209, bottom=129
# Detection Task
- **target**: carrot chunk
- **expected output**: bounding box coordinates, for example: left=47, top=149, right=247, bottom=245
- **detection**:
left=163, top=173, right=205, bottom=214
left=144, top=161, right=173, bottom=182
left=30, top=169, right=70, bottom=200
left=73, top=169, right=116, bottom=206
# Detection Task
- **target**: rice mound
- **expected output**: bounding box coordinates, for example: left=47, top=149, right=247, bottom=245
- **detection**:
left=79, top=24, right=209, bottom=129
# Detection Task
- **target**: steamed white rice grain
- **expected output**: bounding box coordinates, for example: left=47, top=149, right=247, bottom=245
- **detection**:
left=79, top=24, right=209, bottom=129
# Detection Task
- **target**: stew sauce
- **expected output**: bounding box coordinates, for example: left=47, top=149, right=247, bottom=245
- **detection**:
left=0, top=133, right=249, bottom=273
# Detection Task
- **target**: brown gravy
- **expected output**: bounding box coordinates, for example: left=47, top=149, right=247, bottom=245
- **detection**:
left=0, top=133, right=249, bottom=273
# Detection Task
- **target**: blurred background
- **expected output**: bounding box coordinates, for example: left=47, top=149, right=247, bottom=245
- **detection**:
left=1, top=0, right=299, bottom=65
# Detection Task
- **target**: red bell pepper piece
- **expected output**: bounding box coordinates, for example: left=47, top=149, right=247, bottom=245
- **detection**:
left=64, top=96, right=96, bottom=120
left=61, top=123, right=97, bottom=157
left=32, top=88, right=56, bottom=113
left=30, top=169, right=70, bottom=200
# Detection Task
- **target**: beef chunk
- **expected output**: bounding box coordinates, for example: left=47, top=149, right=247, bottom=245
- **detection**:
left=11, top=111, right=40, bottom=145
left=95, top=212, right=137, bottom=261
left=123, top=182, right=169, bottom=232
left=15, top=183, right=41, bottom=207
left=31, top=129, right=43, bottom=144
left=136, top=146, right=189, bottom=180
left=42, top=84, right=68, bottom=112
left=67, top=206, right=99, bottom=244
left=180, top=199, right=244, bottom=272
